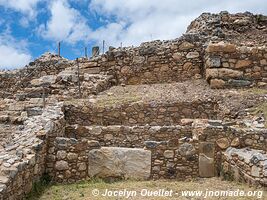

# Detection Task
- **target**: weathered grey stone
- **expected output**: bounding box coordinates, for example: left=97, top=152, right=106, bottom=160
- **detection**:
left=55, top=161, right=69, bottom=171
left=207, top=57, right=221, bottom=68
left=144, top=141, right=161, bottom=149
left=30, top=75, right=57, bottom=86
left=245, top=138, right=253, bottom=146
left=251, top=166, right=260, bottom=177
left=78, top=163, right=87, bottom=171
left=56, top=151, right=67, bottom=159
left=164, top=150, right=174, bottom=158
left=67, top=153, right=78, bottom=160
left=177, top=143, right=196, bottom=157
left=139, top=46, right=156, bottom=55
left=228, top=79, right=251, bottom=87
left=186, top=51, right=199, bottom=59
left=133, top=56, right=145, bottom=64
left=88, top=147, right=151, bottom=179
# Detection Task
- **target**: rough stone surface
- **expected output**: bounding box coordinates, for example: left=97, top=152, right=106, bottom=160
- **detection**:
left=88, top=147, right=151, bottom=180
left=216, top=138, right=230, bottom=150
left=199, top=154, right=215, bottom=177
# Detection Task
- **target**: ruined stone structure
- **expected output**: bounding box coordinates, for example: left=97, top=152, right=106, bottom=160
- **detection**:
left=0, top=12, right=267, bottom=199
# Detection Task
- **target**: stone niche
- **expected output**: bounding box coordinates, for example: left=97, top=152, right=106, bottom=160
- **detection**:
left=88, top=147, right=151, bottom=180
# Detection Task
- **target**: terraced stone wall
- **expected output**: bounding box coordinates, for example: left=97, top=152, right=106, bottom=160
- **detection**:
left=205, top=42, right=267, bottom=88
left=64, top=101, right=219, bottom=126
left=78, top=37, right=204, bottom=85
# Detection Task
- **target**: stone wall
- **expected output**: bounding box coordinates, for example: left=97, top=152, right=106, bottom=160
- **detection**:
left=0, top=53, right=73, bottom=97
left=205, top=42, right=267, bottom=88
left=145, top=140, right=198, bottom=180
left=0, top=104, right=64, bottom=200
left=47, top=138, right=100, bottom=183
left=63, top=120, right=267, bottom=182
left=222, top=147, right=267, bottom=187
left=196, top=123, right=267, bottom=151
left=64, top=101, right=218, bottom=126
left=62, top=124, right=199, bottom=181
left=65, top=125, right=192, bottom=148
left=193, top=120, right=267, bottom=178
left=78, top=37, right=204, bottom=85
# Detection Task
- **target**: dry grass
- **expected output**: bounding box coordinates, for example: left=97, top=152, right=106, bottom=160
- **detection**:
left=241, top=88, right=267, bottom=95
left=250, top=102, right=267, bottom=128
left=95, top=95, right=142, bottom=107
left=28, top=178, right=265, bottom=200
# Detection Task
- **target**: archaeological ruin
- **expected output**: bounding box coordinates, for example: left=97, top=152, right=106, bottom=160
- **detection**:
left=0, top=11, right=267, bottom=199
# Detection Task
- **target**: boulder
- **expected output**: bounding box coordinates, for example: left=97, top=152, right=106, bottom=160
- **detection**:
left=88, top=147, right=151, bottom=180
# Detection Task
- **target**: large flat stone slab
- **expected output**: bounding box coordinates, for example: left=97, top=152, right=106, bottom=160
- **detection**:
left=199, top=154, right=215, bottom=177
left=199, top=142, right=215, bottom=177
left=88, top=147, right=151, bottom=180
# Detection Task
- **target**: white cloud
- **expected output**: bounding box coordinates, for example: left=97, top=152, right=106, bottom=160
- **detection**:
left=0, top=32, right=32, bottom=69
left=89, top=0, right=267, bottom=47
left=0, top=0, right=40, bottom=19
left=38, top=0, right=91, bottom=44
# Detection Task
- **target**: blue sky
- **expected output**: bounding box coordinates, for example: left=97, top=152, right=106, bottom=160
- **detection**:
left=0, top=0, right=267, bottom=69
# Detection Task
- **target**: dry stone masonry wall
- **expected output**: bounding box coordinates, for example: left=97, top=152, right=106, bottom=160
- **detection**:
left=64, top=100, right=218, bottom=126
left=78, top=38, right=204, bottom=85
left=0, top=11, right=267, bottom=199
left=222, top=148, right=267, bottom=187
left=206, top=42, right=267, bottom=88
left=0, top=104, right=64, bottom=200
